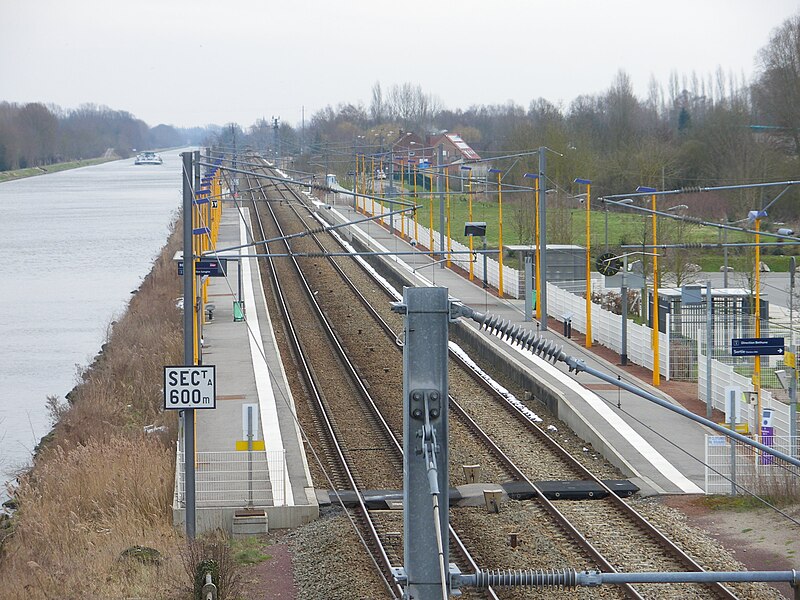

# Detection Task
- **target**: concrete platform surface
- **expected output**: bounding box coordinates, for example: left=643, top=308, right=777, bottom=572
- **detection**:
left=175, top=203, right=318, bottom=535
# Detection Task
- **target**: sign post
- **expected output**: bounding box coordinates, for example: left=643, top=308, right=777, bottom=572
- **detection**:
left=761, top=408, right=775, bottom=465
left=788, top=348, right=798, bottom=457
left=181, top=152, right=196, bottom=539
left=729, top=389, right=737, bottom=496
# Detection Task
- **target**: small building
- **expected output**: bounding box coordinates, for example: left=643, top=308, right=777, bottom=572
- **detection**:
left=390, top=131, right=485, bottom=191
left=505, top=244, right=587, bottom=297
left=427, top=132, right=481, bottom=168
left=652, top=286, right=768, bottom=336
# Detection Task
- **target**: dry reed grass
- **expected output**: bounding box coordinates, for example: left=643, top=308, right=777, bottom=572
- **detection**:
left=0, top=223, right=193, bottom=598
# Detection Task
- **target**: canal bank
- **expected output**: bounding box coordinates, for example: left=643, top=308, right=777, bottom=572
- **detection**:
left=0, top=150, right=189, bottom=497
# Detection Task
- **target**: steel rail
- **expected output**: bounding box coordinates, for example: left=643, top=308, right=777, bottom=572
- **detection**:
left=275, top=180, right=644, bottom=598
left=258, top=162, right=501, bottom=600
left=250, top=157, right=739, bottom=600
left=245, top=168, right=402, bottom=598
left=268, top=163, right=738, bottom=599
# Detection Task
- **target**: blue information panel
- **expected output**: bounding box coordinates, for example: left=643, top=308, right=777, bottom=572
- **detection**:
left=731, top=337, right=785, bottom=356
left=177, top=259, right=227, bottom=277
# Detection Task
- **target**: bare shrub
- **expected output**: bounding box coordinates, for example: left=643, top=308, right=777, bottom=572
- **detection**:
left=1, top=436, right=183, bottom=598
left=738, top=450, right=800, bottom=506
left=591, top=289, right=638, bottom=315
left=0, top=224, right=188, bottom=598
left=181, top=530, right=243, bottom=600
left=45, top=395, right=70, bottom=426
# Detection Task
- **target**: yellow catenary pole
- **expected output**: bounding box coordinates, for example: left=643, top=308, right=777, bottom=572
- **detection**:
left=585, top=183, right=592, bottom=347
left=355, top=154, right=360, bottom=212
left=652, top=193, right=660, bottom=386
left=755, top=216, right=762, bottom=436
left=361, top=154, right=367, bottom=212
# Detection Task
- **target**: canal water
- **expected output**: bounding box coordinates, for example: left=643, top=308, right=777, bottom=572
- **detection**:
left=0, top=151, right=189, bottom=499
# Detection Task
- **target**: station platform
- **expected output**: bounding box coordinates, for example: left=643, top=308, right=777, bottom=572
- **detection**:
left=317, top=193, right=711, bottom=497
left=173, top=204, right=318, bottom=535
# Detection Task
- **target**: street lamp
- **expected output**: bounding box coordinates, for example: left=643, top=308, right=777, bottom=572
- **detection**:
left=575, top=177, right=593, bottom=348
left=489, top=168, right=504, bottom=297
left=462, top=165, right=475, bottom=281
left=370, top=154, right=375, bottom=216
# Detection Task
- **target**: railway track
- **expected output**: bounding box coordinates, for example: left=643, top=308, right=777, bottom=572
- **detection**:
left=231, top=158, right=763, bottom=599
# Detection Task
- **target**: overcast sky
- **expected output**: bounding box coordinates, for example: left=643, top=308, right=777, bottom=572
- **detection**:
left=3, top=1, right=798, bottom=129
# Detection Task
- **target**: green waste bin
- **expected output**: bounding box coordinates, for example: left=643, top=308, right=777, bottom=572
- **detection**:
left=233, top=301, right=244, bottom=322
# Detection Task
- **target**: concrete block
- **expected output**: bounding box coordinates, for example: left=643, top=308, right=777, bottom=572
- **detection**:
left=232, top=511, right=268, bottom=537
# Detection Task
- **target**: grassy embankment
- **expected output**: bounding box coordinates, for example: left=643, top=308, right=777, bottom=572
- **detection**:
left=0, top=224, right=188, bottom=597
left=0, top=157, right=116, bottom=183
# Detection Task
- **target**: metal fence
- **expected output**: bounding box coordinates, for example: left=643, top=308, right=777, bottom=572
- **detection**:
left=549, top=282, right=671, bottom=380
left=697, top=321, right=796, bottom=439
left=705, top=435, right=800, bottom=495
left=175, top=450, right=286, bottom=508
left=697, top=321, right=790, bottom=385
left=648, top=286, right=770, bottom=382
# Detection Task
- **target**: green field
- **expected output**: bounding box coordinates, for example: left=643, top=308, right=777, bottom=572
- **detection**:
left=377, top=187, right=795, bottom=272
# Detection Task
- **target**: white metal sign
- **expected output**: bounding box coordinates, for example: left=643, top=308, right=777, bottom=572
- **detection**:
left=242, top=403, right=260, bottom=439
left=164, top=365, right=216, bottom=410
left=723, top=385, right=742, bottom=423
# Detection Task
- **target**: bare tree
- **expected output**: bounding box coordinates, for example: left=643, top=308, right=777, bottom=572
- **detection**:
left=386, top=83, right=441, bottom=131
left=658, top=208, right=702, bottom=286
left=369, top=81, right=385, bottom=123
left=754, top=13, right=800, bottom=155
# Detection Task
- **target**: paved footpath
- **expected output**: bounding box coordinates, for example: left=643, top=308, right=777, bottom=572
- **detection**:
left=318, top=194, right=712, bottom=496
left=193, top=203, right=316, bottom=526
